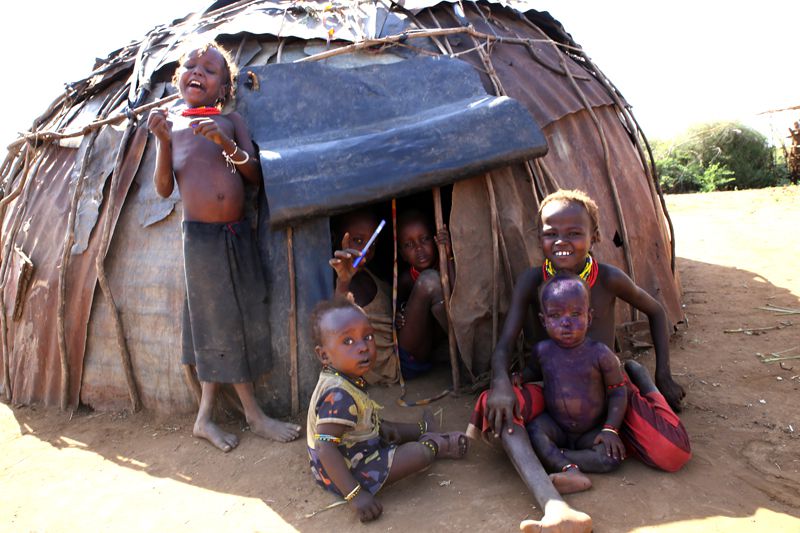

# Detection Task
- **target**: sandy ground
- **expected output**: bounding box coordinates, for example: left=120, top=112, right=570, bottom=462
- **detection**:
left=1, top=186, right=799, bottom=532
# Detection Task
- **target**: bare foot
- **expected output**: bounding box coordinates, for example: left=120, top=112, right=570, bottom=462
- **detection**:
left=247, top=412, right=301, bottom=443
left=421, top=408, right=438, bottom=433
left=549, top=469, right=592, bottom=495
left=421, top=432, right=469, bottom=459
left=520, top=500, right=593, bottom=533
left=193, top=419, right=239, bottom=452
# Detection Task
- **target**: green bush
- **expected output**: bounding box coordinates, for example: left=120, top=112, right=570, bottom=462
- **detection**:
left=653, top=122, right=788, bottom=193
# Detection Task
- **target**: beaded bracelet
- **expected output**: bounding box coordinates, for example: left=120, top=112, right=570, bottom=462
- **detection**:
left=315, top=433, right=342, bottom=444
left=562, top=463, right=579, bottom=472
left=344, top=484, right=361, bottom=502
left=418, top=420, right=427, bottom=436
left=607, top=380, right=625, bottom=390
left=601, top=425, right=619, bottom=436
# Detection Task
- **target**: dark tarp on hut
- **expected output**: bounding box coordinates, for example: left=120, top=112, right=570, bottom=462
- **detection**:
left=236, top=55, right=546, bottom=414
left=0, top=0, right=682, bottom=416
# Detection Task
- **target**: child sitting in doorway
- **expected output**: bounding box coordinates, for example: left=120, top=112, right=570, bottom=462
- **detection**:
left=307, top=297, right=468, bottom=522
left=147, top=42, right=300, bottom=451
left=395, top=209, right=455, bottom=378
left=329, top=209, right=397, bottom=384
left=523, top=272, right=627, bottom=494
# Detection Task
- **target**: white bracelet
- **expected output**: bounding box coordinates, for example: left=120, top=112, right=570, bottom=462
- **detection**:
left=222, top=145, right=250, bottom=172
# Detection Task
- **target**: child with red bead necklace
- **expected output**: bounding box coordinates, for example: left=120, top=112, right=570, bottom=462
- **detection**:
left=469, top=189, right=691, bottom=533
left=307, top=297, right=467, bottom=523
left=148, top=42, right=301, bottom=452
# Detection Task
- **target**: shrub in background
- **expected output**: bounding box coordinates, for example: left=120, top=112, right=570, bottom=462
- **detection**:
left=653, top=121, right=788, bottom=193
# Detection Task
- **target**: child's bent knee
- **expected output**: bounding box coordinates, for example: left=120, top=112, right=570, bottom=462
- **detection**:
left=416, top=269, right=442, bottom=293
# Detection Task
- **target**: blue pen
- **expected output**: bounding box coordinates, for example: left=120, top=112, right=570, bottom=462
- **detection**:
left=352, top=219, right=386, bottom=268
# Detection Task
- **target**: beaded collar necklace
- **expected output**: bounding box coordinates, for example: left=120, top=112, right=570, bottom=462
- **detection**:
left=542, top=254, right=598, bottom=287
left=181, top=106, right=221, bottom=117
left=324, top=366, right=367, bottom=390
left=409, top=266, right=421, bottom=282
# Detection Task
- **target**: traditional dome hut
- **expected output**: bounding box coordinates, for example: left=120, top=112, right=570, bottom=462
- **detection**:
left=0, top=0, right=681, bottom=416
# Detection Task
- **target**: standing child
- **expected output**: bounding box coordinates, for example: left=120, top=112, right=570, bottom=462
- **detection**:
left=148, top=42, right=300, bottom=451
left=395, top=209, right=455, bottom=378
left=470, top=189, right=690, bottom=532
left=307, top=297, right=468, bottom=522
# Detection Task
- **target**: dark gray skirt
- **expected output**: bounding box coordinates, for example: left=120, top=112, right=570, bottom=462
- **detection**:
left=181, top=220, right=271, bottom=383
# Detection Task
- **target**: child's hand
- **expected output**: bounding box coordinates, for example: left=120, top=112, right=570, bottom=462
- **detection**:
left=350, top=489, right=382, bottom=522
left=593, top=430, right=626, bottom=461
left=328, top=232, right=363, bottom=282
left=486, top=377, right=520, bottom=436
left=395, top=306, right=406, bottom=331
left=147, top=108, right=172, bottom=143
left=189, top=117, right=231, bottom=147
left=435, top=224, right=452, bottom=259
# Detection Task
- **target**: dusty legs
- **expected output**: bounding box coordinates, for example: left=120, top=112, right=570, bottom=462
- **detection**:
left=397, top=269, right=447, bottom=361
left=193, top=381, right=301, bottom=452
left=502, top=424, right=593, bottom=533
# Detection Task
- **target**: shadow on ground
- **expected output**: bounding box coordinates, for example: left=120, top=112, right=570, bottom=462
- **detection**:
left=2, top=257, right=799, bottom=531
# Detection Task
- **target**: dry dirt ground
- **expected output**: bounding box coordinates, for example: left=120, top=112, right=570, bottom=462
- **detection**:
left=2, top=186, right=799, bottom=532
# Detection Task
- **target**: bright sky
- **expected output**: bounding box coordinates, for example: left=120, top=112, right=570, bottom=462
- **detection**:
left=2, top=1, right=798, bottom=147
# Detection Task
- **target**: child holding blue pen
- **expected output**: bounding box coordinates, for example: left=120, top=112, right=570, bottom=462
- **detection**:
left=329, top=209, right=398, bottom=384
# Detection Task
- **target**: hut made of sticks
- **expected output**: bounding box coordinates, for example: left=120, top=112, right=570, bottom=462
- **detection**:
left=0, top=0, right=682, bottom=416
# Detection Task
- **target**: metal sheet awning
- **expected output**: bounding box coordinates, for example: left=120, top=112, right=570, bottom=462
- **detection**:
left=236, top=56, right=547, bottom=226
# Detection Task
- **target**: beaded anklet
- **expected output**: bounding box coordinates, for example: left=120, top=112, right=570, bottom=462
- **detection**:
left=418, top=421, right=427, bottom=436
left=421, top=439, right=438, bottom=457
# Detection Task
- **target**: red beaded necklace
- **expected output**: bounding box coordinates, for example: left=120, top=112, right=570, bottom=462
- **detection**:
left=181, top=106, right=221, bottom=117
left=410, top=266, right=421, bottom=282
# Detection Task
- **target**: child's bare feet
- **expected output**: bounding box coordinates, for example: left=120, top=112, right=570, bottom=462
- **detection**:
left=193, top=419, right=239, bottom=452
left=548, top=468, right=592, bottom=495
left=520, top=500, right=593, bottom=533
left=247, top=412, right=301, bottom=443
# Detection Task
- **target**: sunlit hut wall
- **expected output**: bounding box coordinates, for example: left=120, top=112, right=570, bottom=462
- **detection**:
left=0, top=0, right=681, bottom=414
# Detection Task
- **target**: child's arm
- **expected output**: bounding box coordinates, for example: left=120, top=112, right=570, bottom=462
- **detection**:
left=147, top=109, right=175, bottom=198
left=329, top=233, right=363, bottom=297
left=188, top=112, right=262, bottom=185
left=486, top=267, right=539, bottom=434
left=593, top=348, right=627, bottom=461
left=315, top=422, right=383, bottom=522
left=228, top=111, right=262, bottom=185
left=518, top=341, right=544, bottom=384
left=607, top=266, right=685, bottom=411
